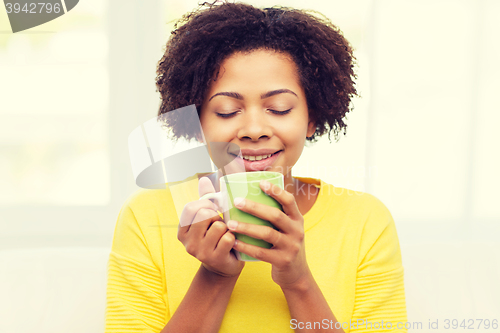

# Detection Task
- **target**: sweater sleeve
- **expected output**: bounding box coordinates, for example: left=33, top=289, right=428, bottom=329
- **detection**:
left=105, top=201, right=168, bottom=333
left=349, top=199, right=408, bottom=333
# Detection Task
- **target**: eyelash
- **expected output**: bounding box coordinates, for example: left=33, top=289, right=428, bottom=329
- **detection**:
left=216, top=109, right=292, bottom=118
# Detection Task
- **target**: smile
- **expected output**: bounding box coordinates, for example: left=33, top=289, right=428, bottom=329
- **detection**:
left=230, top=150, right=281, bottom=160
left=229, top=150, right=282, bottom=171
left=242, top=154, right=272, bottom=161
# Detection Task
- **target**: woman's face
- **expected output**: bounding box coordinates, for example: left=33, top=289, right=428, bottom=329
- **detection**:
left=200, top=49, right=315, bottom=178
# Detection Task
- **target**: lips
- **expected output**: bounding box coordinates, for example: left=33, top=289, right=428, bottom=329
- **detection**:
left=228, top=148, right=281, bottom=156
left=241, top=153, right=273, bottom=161
left=230, top=150, right=282, bottom=171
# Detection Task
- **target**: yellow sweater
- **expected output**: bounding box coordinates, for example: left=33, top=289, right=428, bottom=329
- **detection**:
left=105, top=177, right=407, bottom=332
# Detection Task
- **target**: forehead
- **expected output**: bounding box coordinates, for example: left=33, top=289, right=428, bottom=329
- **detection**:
left=207, top=49, right=303, bottom=95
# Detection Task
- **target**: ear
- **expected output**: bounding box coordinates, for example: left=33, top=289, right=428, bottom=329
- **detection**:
left=306, top=119, right=316, bottom=138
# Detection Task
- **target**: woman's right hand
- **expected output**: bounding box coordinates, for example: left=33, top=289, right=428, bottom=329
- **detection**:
left=177, top=176, right=244, bottom=277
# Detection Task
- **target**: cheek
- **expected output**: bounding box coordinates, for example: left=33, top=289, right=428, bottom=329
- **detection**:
left=280, top=117, right=309, bottom=140
left=200, top=117, right=234, bottom=142
left=280, top=126, right=307, bottom=155
left=199, top=115, right=217, bottom=138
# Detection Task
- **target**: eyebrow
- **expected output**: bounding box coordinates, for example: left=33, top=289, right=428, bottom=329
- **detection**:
left=208, top=89, right=297, bottom=102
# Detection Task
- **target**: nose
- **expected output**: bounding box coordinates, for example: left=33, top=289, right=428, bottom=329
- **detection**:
left=237, top=110, right=272, bottom=141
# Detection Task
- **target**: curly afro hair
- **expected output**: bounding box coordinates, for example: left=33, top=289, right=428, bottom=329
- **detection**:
left=156, top=1, right=358, bottom=143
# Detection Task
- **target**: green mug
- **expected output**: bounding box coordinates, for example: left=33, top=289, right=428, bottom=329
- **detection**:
left=199, top=171, right=284, bottom=261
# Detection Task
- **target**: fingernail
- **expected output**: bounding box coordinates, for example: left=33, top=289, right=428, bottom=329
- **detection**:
left=233, top=197, right=245, bottom=208
left=227, top=220, right=238, bottom=230
left=260, top=180, right=270, bottom=190
left=212, top=202, right=219, bottom=211
left=233, top=239, right=238, bottom=248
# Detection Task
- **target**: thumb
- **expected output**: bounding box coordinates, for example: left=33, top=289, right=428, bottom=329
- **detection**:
left=198, top=176, right=216, bottom=197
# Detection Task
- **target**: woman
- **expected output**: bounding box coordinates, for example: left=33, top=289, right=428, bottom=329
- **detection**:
left=105, top=2, right=407, bottom=332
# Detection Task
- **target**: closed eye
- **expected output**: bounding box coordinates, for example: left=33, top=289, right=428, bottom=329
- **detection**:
left=269, top=108, right=292, bottom=115
left=216, top=108, right=292, bottom=118
left=215, top=111, right=239, bottom=118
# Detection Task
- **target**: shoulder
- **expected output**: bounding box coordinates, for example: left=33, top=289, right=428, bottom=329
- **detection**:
left=320, top=180, right=394, bottom=233
left=113, top=188, right=173, bottom=235
left=314, top=181, right=402, bottom=270
left=321, top=180, right=391, bottom=217
left=121, top=187, right=179, bottom=226
left=124, top=187, right=171, bottom=212
left=120, top=177, right=199, bottom=225
left=125, top=175, right=199, bottom=211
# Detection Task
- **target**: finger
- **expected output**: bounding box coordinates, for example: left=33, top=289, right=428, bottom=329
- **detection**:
left=232, top=238, right=281, bottom=264
left=214, top=230, right=237, bottom=256
left=179, top=213, right=222, bottom=258
left=178, top=201, right=220, bottom=238
left=198, top=176, right=222, bottom=212
left=179, top=198, right=219, bottom=228
left=199, top=176, right=216, bottom=197
left=178, top=208, right=222, bottom=251
left=187, top=208, right=222, bottom=238
left=227, top=220, right=284, bottom=247
left=260, top=180, right=302, bottom=220
left=203, top=221, right=229, bottom=252
left=233, top=197, right=295, bottom=234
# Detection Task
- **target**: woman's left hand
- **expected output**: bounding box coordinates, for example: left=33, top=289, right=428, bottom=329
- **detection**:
left=227, top=180, right=310, bottom=290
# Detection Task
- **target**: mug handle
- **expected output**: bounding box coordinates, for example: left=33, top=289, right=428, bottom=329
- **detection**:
left=199, top=192, right=225, bottom=212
